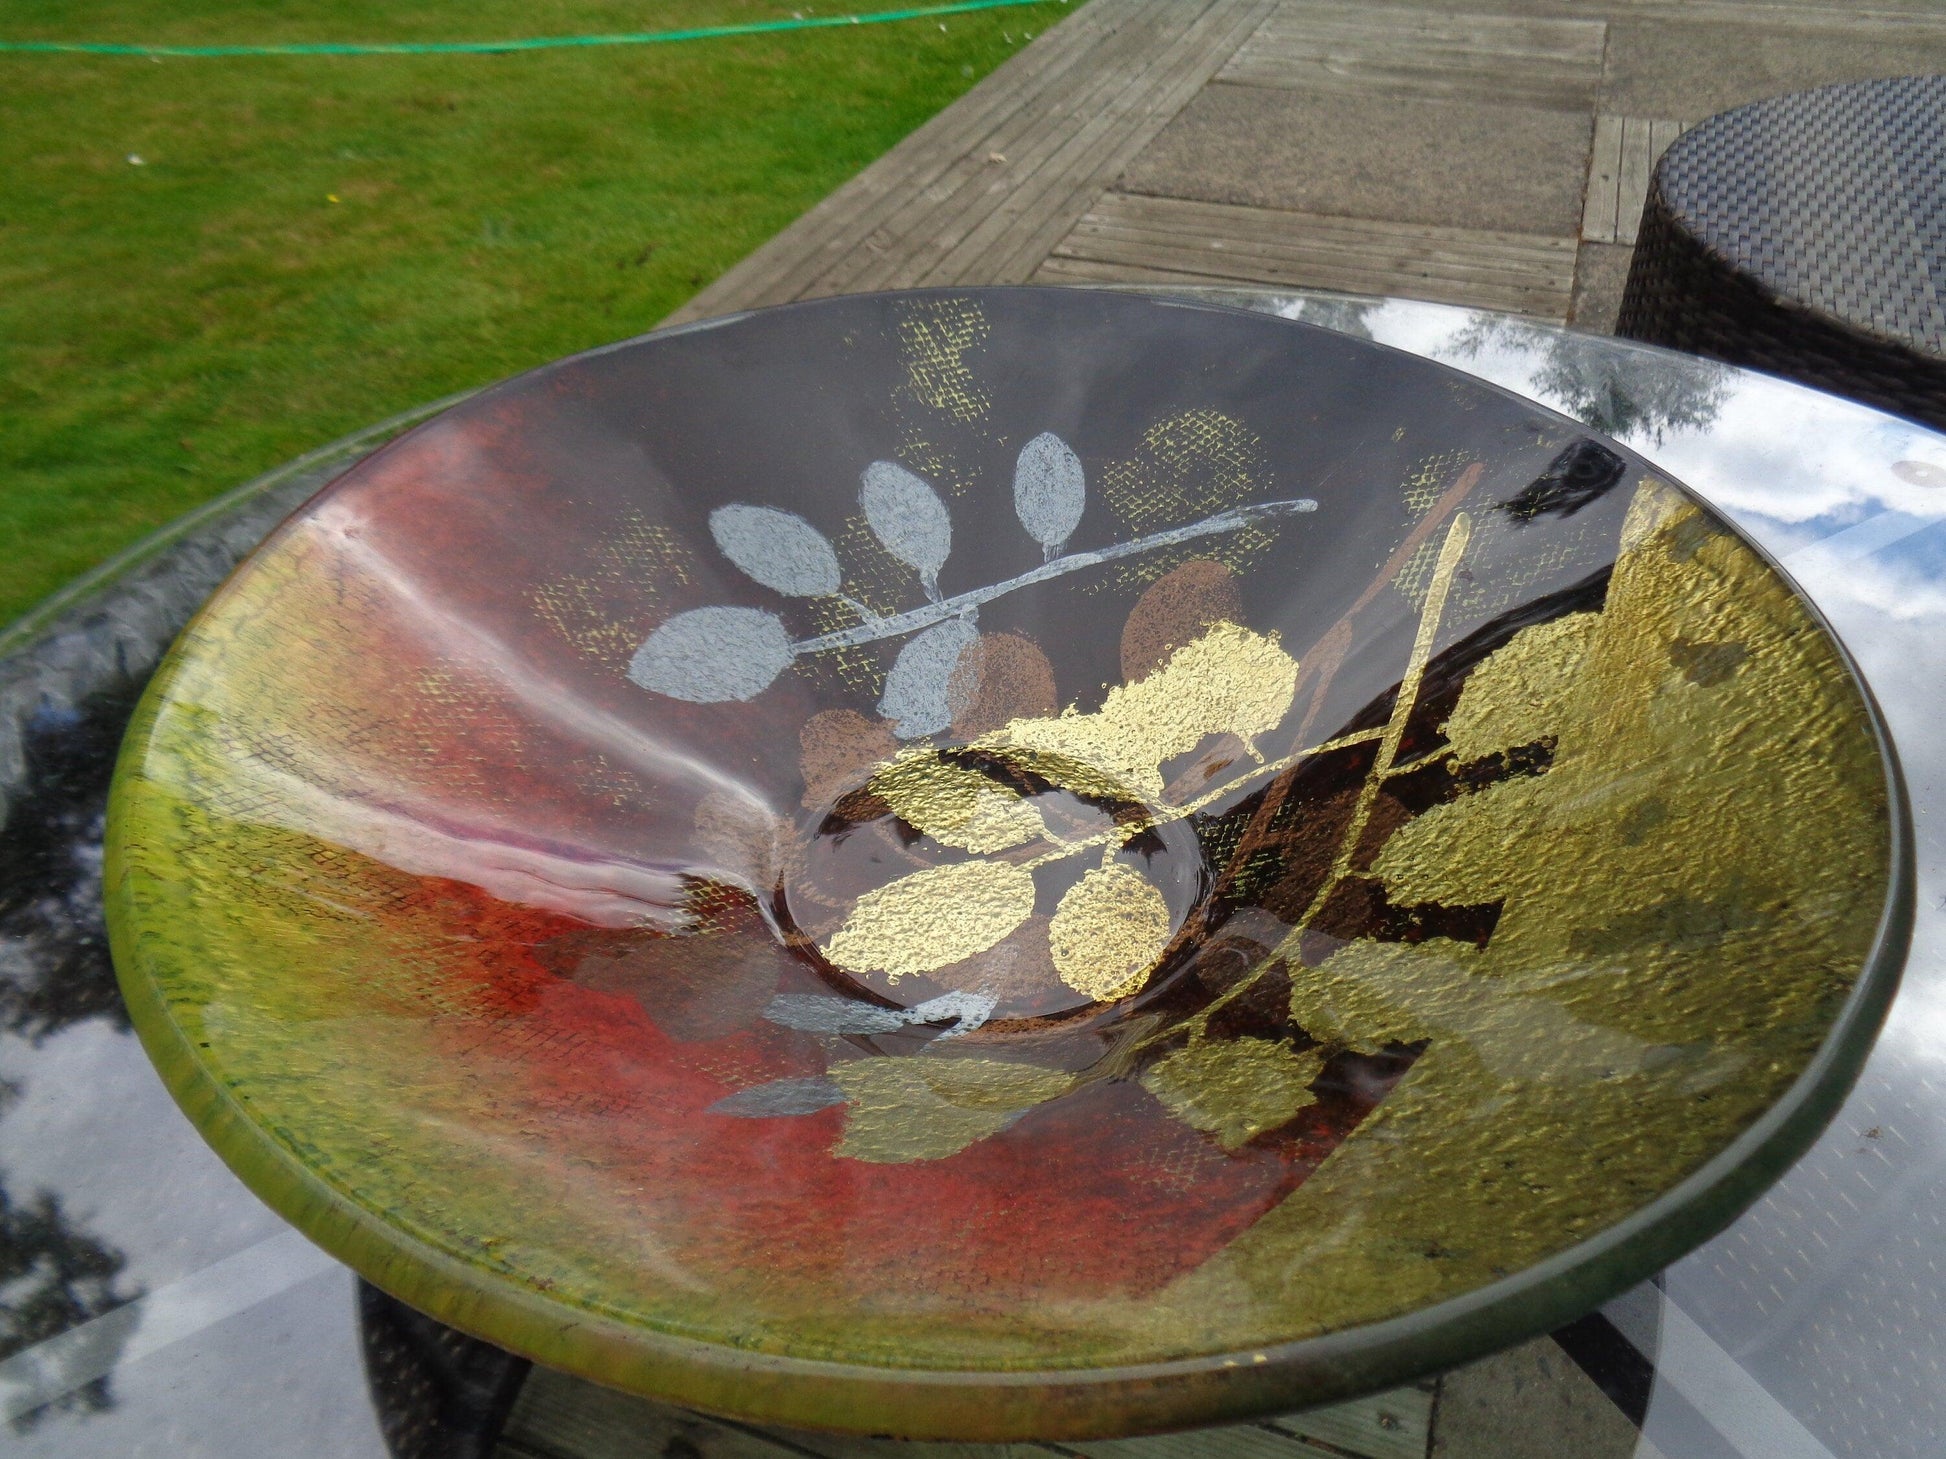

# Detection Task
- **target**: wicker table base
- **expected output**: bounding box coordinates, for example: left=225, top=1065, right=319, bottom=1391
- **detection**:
left=1619, top=74, right=1946, bottom=431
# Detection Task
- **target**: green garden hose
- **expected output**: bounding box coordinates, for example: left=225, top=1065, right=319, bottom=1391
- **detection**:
left=0, top=0, right=1060, bottom=59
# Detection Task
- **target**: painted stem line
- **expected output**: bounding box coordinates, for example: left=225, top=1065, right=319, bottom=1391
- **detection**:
left=1017, top=724, right=1387, bottom=873
left=1157, top=512, right=1473, bottom=1052
left=789, top=496, right=1318, bottom=655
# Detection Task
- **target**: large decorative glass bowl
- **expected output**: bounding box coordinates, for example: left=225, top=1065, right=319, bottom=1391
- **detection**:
left=105, top=288, right=1909, bottom=1439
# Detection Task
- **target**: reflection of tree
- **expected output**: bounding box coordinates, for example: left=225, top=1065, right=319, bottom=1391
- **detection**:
left=0, top=683, right=147, bottom=1430
left=1448, top=317, right=1730, bottom=444
left=0, top=1185, right=142, bottom=1432
left=1293, top=295, right=1382, bottom=341
left=0, top=687, right=138, bottom=1043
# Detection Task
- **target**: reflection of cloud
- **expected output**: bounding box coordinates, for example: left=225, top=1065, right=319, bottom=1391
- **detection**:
left=1789, top=544, right=1946, bottom=625
left=1634, top=382, right=1946, bottom=531
left=1354, top=299, right=1946, bottom=537
left=1873, top=920, right=1946, bottom=1065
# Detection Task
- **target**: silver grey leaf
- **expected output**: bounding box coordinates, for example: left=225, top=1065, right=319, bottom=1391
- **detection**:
left=628, top=606, right=792, bottom=702
left=762, top=994, right=907, bottom=1036
left=861, top=460, right=951, bottom=594
left=878, top=618, right=979, bottom=738
left=707, top=1078, right=847, bottom=1117
left=709, top=504, right=841, bottom=597
left=1013, top=432, right=1086, bottom=556
left=907, top=991, right=997, bottom=1038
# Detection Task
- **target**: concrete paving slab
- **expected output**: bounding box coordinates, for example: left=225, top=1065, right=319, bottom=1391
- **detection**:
left=1601, top=18, right=1946, bottom=119
left=1117, top=81, right=1591, bottom=237
left=1570, top=240, right=1635, bottom=330
left=1219, top=2, right=1606, bottom=112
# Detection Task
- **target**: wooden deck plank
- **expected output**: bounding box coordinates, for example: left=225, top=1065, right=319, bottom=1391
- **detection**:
left=832, top=0, right=1221, bottom=293
left=500, top=1362, right=1431, bottom=1459
left=1218, top=2, right=1606, bottom=111
left=1045, top=237, right=1570, bottom=314
left=1615, top=116, right=1657, bottom=246
left=1066, top=191, right=1575, bottom=272
left=1580, top=114, right=1689, bottom=244
left=664, top=0, right=1154, bottom=323
left=1581, top=113, right=1626, bottom=245
left=1263, top=1386, right=1434, bottom=1459
left=496, top=1367, right=804, bottom=1459
left=792, top=0, right=1163, bottom=288
left=753, top=1426, right=1049, bottom=1459
left=926, top=0, right=1280, bottom=286
left=1033, top=252, right=1248, bottom=287
left=1049, top=192, right=1574, bottom=317
left=1059, top=221, right=1571, bottom=291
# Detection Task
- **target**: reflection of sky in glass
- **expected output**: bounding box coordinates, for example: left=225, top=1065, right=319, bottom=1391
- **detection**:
left=1308, top=292, right=1946, bottom=1459
left=1870, top=517, right=1946, bottom=579
left=1285, top=292, right=1946, bottom=1048
left=1317, top=296, right=1946, bottom=552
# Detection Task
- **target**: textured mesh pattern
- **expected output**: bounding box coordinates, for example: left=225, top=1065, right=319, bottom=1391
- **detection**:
left=1660, top=74, right=1946, bottom=352
left=1618, top=76, right=1946, bottom=429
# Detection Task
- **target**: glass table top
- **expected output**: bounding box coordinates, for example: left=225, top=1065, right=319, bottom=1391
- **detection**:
left=3, top=285, right=1943, bottom=1457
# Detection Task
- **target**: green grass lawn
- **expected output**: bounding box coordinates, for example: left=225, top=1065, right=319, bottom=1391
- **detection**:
left=0, top=0, right=1071, bottom=627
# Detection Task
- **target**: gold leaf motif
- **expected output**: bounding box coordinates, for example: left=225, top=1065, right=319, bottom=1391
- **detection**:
left=1121, top=558, right=1242, bottom=684
left=870, top=751, right=1048, bottom=853
left=1048, top=863, right=1173, bottom=1001
left=1437, top=610, right=1601, bottom=763
left=1141, top=1038, right=1322, bottom=1149
left=1149, top=479, right=1888, bottom=1337
left=979, top=621, right=1298, bottom=802
left=831, top=1055, right=1075, bottom=1163
left=895, top=298, right=991, bottom=423
left=821, top=860, right=1035, bottom=981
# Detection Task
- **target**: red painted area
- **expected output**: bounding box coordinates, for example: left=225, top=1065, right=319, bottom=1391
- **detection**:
left=386, top=876, right=1390, bottom=1308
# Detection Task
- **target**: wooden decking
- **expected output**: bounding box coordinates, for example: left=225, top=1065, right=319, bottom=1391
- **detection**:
left=667, top=0, right=1280, bottom=324
left=670, top=0, right=1946, bottom=332
left=1038, top=192, right=1577, bottom=316
left=1213, top=4, right=1606, bottom=110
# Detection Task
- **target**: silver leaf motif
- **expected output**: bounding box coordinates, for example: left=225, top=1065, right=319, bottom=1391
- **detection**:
left=861, top=460, right=951, bottom=598
left=1013, top=431, right=1086, bottom=558
left=879, top=618, right=978, bottom=738
left=628, top=606, right=792, bottom=702
left=709, top=504, right=842, bottom=597
left=762, top=994, right=908, bottom=1036
left=907, top=991, right=997, bottom=1038
left=760, top=992, right=995, bottom=1039
left=707, top=1078, right=847, bottom=1118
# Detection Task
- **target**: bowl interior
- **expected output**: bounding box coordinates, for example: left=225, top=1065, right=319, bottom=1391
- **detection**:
left=106, top=288, right=1899, bottom=1432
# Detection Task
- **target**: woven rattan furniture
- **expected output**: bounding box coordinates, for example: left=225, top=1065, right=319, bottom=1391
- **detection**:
left=1619, top=74, right=1946, bottom=431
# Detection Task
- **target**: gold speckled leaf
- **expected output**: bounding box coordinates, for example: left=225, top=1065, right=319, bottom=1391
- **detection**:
left=1141, top=1038, right=1323, bottom=1149
left=979, top=621, right=1298, bottom=803
left=1438, top=610, right=1601, bottom=763
left=871, top=751, right=1048, bottom=853
left=1145, top=478, right=1888, bottom=1339
left=821, top=859, right=1035, bottom=981
left=1048, top=863, right=1173, bottom=1001
left=832, top=1055, right=1075, bottom=1163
